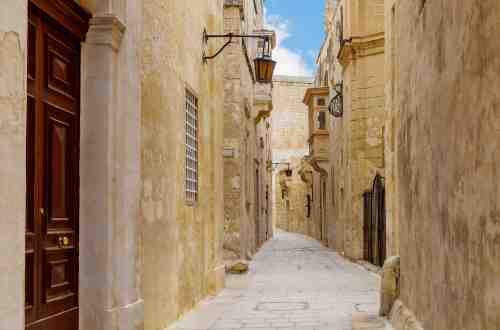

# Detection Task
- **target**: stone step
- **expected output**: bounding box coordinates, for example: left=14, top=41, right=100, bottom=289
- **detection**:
left=352, top=312, right=394, bottom=330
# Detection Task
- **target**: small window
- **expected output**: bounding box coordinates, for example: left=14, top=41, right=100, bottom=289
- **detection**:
left=317, top=98, right=326, bottom=106
left=185, top=89, right=198, bottom=203
left=317, top=111, right=326, bottom=129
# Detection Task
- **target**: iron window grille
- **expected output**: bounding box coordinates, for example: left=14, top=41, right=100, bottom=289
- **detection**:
left=185, top=90, right=199, bottom=203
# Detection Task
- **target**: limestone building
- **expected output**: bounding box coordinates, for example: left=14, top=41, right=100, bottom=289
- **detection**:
left=0, top=0, right=230, bottom=329
left=270, top=76, right=313, bottom=236
left=302, top=87, right=331, bottom=244
left=384, top=1, right=500, bottom=329
left=315, top=0, right=386, bottom=261
left=141, top=0, right=226, bottom=328
left=222, top=0, right=276, bottom=261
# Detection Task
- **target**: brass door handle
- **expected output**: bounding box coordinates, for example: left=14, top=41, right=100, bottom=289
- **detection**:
left=39, top=208, right=48, bottom=221
left=58, top=236, right=70, bottom=248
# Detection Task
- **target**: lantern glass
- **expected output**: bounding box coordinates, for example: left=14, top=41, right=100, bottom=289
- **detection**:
left=254, top=37, right=276, bottom=83
left=254, top=57, right=277, bottom=83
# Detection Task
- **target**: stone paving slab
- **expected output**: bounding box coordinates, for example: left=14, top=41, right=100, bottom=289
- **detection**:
left=168, top=231, right=380, bottom=330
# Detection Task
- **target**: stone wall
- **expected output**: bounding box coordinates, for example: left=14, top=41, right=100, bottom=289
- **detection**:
left=0, top=1, right=27, bottom=329
left=390, top=1, right=500, bottom=329
left=383, top=0, right=400, bottom=258
left=222, top=0, right=272, bottom=261
left=317, top=0, right=385, bottom=259
left=141, top=0, right=225, bottom=328
left=271, top=76, right=313, bottom=235
left=274, top=160, right=309, bottom=236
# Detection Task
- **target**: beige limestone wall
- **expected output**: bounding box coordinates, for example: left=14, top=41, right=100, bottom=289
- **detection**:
left=391, top=1, right=500, bottom=329
left=383, top=0, right=399, bottom=258
left=222, top=0, right=271, bottom=261
left=274, top=160, right=309, bottom=236
left=272, top=76, right=312, bottom=158
left=271, top=76, right=313, bottom=235
left=255, top=117, right=273, bottom=243
left=141, top=0, right=225, bottom=329
left=317, top=0, right=385, bottom=260
left=303, top=87, right=331, bottom=244
left=344, top=52, right=385, bottom=260
left=0, top=1, right=27, bottom=329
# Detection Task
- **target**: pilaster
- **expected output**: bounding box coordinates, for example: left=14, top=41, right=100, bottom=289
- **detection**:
left=80, top=13, right=143, bottom=330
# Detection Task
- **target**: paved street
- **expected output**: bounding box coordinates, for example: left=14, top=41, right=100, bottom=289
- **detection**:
left=168, top=231, right=381, bottom=330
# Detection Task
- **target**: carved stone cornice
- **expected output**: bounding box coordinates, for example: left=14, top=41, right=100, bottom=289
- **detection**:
left=338, top=32, right=385, bottom=67
left=309, top=130, right=329, bottom=141
left=303, top=87, right=329, bottom=106
left=86, top=14, right=126, bottom=51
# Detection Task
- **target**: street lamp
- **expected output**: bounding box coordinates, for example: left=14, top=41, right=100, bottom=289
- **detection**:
left=329, top=82, right=343, bottom=117
left=203, top=31, right=277, bottom=84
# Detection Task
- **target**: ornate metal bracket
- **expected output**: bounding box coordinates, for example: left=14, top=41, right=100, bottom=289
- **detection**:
left=203, top=29, right=270, bottom=62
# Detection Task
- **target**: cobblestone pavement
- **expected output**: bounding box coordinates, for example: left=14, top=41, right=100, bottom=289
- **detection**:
left=168, top=231, right=381, bottom=330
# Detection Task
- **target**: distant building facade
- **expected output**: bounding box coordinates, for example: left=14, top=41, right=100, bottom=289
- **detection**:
left=302, top=87, right=331, bottom=244
left=271, top=76, right=313, bottom=236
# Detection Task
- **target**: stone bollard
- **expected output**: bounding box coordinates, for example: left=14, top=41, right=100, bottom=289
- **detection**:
left=379, top=256, right=400, bottom=316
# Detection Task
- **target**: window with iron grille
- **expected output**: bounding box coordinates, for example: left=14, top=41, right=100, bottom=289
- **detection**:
left=185, top=90, right=198, bottom=203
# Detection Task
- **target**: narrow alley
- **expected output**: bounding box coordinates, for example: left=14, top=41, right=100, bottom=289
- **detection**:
left=1, top=1, right=499, bottom=330
left=169, top=231, right=383, bottom=330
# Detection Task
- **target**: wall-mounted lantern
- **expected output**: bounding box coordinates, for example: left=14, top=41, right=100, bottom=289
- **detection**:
left=203, top=30, right=277, bottom=84
left=329, top=82, right=343, bottom=117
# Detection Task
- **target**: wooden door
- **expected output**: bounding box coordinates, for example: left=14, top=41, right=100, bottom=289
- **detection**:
left=26, top=2, right=89, bottom=329
left=322, top=179, right=327, bottom=243
left=255, top=168, right=260, bottom=248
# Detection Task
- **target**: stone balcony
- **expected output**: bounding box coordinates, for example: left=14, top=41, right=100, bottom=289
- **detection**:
left=254, top=82, right=273, bottom=123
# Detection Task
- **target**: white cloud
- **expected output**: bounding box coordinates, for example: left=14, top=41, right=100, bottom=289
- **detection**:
left=264, top=12, right=314, bottom=77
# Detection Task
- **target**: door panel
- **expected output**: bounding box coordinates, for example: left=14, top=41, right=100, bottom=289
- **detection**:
left=39, top=106, right=78, bottom=320
left=26, top=2, right=87, bottom=329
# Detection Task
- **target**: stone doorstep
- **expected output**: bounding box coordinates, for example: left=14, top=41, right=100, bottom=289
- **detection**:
left=357, top=260, right=382, bottom=276
left=352, top=312, right=394, bottom=330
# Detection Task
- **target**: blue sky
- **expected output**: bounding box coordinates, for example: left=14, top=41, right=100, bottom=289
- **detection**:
left=264, top=0, right=325, bottom=77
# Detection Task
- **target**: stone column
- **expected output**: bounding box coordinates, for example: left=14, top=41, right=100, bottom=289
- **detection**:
left=79, top=13, right=144, bottom=330
left=0, top=1, right=26, bottom=330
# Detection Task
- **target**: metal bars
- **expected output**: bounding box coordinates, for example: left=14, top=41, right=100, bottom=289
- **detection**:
left=185, top=90, right=198, bottom=202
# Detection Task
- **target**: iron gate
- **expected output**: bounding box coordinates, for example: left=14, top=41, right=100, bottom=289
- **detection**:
left=363, top=174, right=386, bottom=267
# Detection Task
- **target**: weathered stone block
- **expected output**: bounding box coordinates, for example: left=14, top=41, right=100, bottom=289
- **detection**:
left=379, top=256, right=400, bottom=317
